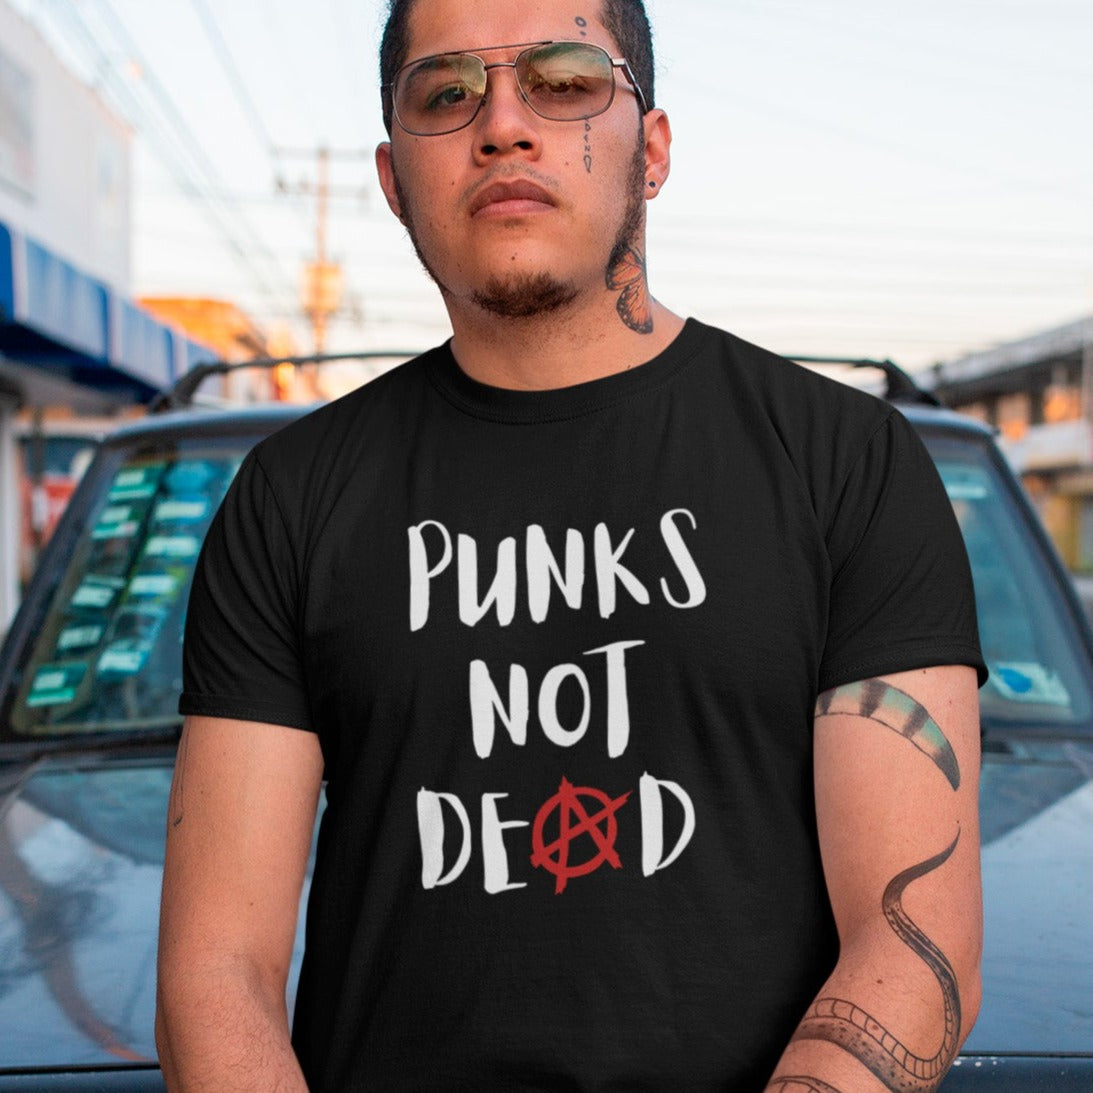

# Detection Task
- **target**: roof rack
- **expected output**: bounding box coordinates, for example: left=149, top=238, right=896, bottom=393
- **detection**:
left=152, top=349, right=940, bottom=412
left=150, top=349, right=422, bottom=413
left=788, top=354, right=940, bottom=407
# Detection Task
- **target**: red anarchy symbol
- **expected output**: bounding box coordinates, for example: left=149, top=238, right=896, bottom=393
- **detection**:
left=530, top=777, right=631, bottom=894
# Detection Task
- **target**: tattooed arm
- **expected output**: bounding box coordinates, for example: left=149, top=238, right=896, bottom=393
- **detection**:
left=767, top=665, right=983, bottom=1093
left=156, top=716, right=323, bottom=1091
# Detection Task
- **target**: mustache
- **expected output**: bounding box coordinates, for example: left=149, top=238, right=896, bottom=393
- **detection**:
left=461, top=166, right=562, bottom=210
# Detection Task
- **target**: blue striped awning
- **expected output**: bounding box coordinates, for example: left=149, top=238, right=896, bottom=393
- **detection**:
left=0, top=219, right=215, bottom=402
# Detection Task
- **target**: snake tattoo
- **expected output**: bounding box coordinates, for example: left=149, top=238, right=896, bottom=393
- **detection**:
left=768, top=1079, right=844, bottom=1093
left=790, top=834, right=962, bottom=1091
left=784, top=680, right=964, bottom=1091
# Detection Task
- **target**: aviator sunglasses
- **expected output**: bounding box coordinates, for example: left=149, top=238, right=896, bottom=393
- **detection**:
left=385, top=40, right=648, bottom=136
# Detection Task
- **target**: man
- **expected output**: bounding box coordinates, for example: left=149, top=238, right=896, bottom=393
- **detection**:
left=156, top=0, right=986, bottom=1089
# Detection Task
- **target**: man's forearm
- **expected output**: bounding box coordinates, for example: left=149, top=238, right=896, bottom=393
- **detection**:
left=764, top=840, right=981, bottom=1093
left=764, top=959, right=974, bottom=1093
left=781, top=669, right=983, bottom=1092
left=155, top=718, right=323, bottom=1091
left=156, top=960, right=307, bottom=1092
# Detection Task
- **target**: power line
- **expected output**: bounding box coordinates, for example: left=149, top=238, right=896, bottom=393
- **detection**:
left=47, top=0, right=299, bottom=313
left=650, top=209, right=1093, bottom=250
left=263, top=0, right=325, bottom=137
left=190, top=0, right=276, bottom=154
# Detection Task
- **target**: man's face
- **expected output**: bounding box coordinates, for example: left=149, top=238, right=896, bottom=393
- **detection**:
left=376, top=0, right=662, bottom=321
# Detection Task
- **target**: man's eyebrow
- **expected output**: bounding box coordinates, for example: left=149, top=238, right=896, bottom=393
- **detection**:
left=401, top=56, right=460, bottom=84
left=401, top=40, right=552, bottom=72
left=405, top=53, right=460, bottom=71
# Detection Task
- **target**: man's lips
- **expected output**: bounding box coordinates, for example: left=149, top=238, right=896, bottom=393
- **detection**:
left=469, top=180, right=557, bottom=217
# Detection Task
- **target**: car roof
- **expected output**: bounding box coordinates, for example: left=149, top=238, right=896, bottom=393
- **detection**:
left=894, top=400, right=997, bottom=439
left=103, top=351, right=998, bottom=448
left=101, top=400, right=314, bottom=445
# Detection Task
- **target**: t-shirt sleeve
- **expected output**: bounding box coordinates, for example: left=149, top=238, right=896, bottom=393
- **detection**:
left=818, top=408, right=987, bottom=693
left=178, top=448, right=314, bottom=730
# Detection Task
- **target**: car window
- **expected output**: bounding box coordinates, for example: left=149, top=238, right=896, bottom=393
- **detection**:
left=7, top=440, right=248, bottom=738
left=10, top=417, right=1091, bottom=740
left=921, top=430, right=1093, bottom=733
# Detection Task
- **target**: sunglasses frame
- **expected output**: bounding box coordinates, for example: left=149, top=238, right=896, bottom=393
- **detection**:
left=385, top=39, right=648, bottom=136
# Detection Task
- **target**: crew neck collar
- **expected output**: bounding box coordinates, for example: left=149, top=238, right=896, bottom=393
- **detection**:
left=424, top=318, right=707, bottom=424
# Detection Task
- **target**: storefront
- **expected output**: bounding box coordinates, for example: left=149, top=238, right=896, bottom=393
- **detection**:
left=0, top=217, right=214, bottom=625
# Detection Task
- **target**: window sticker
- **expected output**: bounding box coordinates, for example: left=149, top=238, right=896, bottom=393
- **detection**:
left=56, top=623, right=106, bottom=653
left=989, top=661, right=1070, bottom=707
left=96, top=605, right=165, bottom=677
left=142, top=534, right=201, bottom=561
left=92, top=504, right=144, bottom=541
left=107, top=463, right=166, bottom=502
left=97, top=639, right=152, bottom=678
left=938, top=463, right=991, bottom=502
left=126, top=556, right=191, bottom=611
left=153, top=498, right=210, bottom=524
left=128, top=573, right=180, bottom=599
left=164, top=459, right=218, bottom=493
left=70, top=574, right=126, bottom=611
left=27, top=662, right=88, bottom=707
left=10, top=445, right=255, bottom=739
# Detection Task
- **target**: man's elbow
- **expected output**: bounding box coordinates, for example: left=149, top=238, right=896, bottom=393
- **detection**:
left=154, top=986, right=179, bottom=1087
left=957, top=959, right=983, bottom=1049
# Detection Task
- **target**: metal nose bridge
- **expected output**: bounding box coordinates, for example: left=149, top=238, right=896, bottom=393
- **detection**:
left=479, top=59, right=523, bottom=100
left=474, top=58, right=534, bottom=120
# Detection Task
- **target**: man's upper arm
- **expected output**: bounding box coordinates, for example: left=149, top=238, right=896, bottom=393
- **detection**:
left=159, top=715, right=324, bottom=989
left=807, top=664, right=983, bottom=1083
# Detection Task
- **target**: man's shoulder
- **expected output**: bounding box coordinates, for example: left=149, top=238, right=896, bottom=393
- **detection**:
left=689, top=318, right=895, bottom=430
left=250, top=347, right=441, bottom=472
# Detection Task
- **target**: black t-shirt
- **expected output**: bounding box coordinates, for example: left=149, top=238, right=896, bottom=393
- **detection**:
left=180, top=319, right=984, bottom=1091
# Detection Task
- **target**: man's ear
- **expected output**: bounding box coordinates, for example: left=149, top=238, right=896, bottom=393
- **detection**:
left=375, top=142, right=404, bottom=221
left=642, top=109, right=672, bottom=198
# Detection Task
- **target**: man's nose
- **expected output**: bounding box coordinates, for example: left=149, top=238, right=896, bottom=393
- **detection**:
left=473, top=65, right=543, bottom=159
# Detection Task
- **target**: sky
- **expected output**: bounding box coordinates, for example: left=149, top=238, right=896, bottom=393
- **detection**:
left=13, top=0, right=1093, bottom=374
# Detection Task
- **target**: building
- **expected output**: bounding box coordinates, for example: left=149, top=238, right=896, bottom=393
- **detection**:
left=0, top=0, right=215, bottom=624
left=929, top=315, right=1093, bottom=570
left=138, top=297, right=298, bottom=402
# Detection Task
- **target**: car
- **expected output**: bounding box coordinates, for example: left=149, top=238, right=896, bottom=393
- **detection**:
left=1, top=355, right=1091, bottom=1089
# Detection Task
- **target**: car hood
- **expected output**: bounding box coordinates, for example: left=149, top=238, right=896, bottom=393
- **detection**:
left=0, top=755, right=313, bottom=1071
left=1, top=743, right=1090, bottom=1070
left=963, top=738, right=1093, bottom=1056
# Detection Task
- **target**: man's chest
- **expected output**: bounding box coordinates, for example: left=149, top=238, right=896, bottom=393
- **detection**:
left=297, top=451, right=830, bottom=783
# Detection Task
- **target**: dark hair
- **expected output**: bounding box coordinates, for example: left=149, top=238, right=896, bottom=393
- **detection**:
left=379, top=0, right=655, bottom=133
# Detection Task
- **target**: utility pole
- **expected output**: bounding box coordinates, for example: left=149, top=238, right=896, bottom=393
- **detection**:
left=276, top=145, right=370, bottom=353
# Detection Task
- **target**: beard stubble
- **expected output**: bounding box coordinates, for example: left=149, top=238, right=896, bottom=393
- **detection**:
left=391, top=136, right=647, bottom=321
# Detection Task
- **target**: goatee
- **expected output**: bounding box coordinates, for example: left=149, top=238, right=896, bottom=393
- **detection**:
left=471, top=273, right=578, bottom=319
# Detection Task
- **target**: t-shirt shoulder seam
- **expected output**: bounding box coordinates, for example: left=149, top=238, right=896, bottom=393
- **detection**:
left=825, top=407, right=900, bottom=573
left=249, top=448, right=302, bottom=575
left=834, top=406, right=898, bottom=505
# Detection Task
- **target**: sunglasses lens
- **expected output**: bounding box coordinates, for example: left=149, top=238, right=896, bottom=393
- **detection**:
left=517, top=43, right=614, bottom=121
left=395, top=54, right=487, bottom=135
left=392, top=42, right=618, bottom=135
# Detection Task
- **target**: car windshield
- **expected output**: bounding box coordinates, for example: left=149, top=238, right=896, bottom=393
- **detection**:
left=7, top=438, right=247, bottom=737
left=920, top=428, right=1093, bottom=734
left=6, top=420, right=1093, bottom=741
